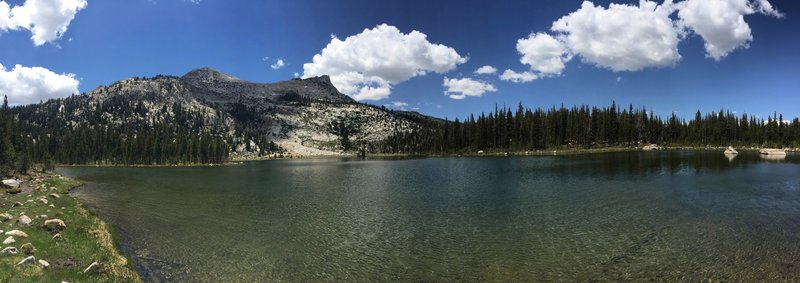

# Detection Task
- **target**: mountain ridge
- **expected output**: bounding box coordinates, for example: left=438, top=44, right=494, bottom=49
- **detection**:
left=12, top=67, right=432, bottom=163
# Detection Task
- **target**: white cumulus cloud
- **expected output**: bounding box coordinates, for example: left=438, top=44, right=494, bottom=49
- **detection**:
left=270, top=59, right=285, bottom=70
left=505, top=0, right=781, bottom=82
left=0, top=63, right=80, bottom=105
left=443, top=77, right=496, bottom=100
left=474, top=65, right=498, bottom=75
left=552, top=1, right=681, bottom=72
left=0, top=0, right=88, bottom=46
left=516, top=33, right=572, bottom=75
left=499, top=69, right=537, bottom=83
left=677, top=0, right=783, bottom=60
left=303, top=24, right=467, bottom=101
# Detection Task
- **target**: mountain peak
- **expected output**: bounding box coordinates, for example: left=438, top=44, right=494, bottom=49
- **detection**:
left=182, top=67, right=242, bottom=83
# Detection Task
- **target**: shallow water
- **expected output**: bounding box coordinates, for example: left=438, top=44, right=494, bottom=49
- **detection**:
left=60, top=151, right=800, bottom=282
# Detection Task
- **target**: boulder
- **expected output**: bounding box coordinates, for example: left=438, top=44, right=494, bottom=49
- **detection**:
left=17, top=215, right=32, bottom=226
left=52, top=233, right=62, bottom=240
left=38, top=259, right=50, bottom=268
left=3, top=236, right=14, bottom=244
left=642, top=144, right=661, bottom=151
left=1, top=247, right=18, bottom=254
left=760, top=148, right=787, bottom=155
left=17, top=255, right=35, bottom=265
left=2, top=179, right=20, bottom=188
left=43, top=219, right=67, bottom=233
left=38, top=198, right=48, bottom=205
left=12, top=202, right=23, bottom=207
left=49, top=193, right=61, bottom=199
left=20, top=243, right=35, bottom=255
left=5, top=230, right=29, bottom=237
left=0, top=213, right=13, bottom=222
left=724, top=146, right=738, bottom=155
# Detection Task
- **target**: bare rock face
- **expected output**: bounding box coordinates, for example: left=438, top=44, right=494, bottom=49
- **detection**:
left=181, top=68, right=353, bottom=104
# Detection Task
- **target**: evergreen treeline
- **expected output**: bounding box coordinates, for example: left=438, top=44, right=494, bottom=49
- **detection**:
left=0, top=94, right=228, bottom=176
left=379, top=102, right=800, bottom=154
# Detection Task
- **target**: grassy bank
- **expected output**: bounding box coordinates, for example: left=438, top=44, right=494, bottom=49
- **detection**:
left=0, top=173, right=140, bottom=282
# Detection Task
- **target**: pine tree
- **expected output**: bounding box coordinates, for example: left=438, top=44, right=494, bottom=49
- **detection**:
left=0, top=96, right=17, bottom=176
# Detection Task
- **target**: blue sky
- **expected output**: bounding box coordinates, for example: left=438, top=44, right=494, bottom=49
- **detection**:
left=1, top=0, right=798, bottom=121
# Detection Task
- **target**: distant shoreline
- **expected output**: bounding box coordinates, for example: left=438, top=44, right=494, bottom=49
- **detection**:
left=51, top=146, right=800, bottom=167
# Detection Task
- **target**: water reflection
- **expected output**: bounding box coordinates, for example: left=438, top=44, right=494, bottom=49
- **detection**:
left=760, top=153, right=787, bottom=162
left=724, top=152, right=737, bottom=162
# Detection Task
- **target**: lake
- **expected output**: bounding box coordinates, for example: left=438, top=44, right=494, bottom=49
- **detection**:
left=59, top=151, right=800, bottom=282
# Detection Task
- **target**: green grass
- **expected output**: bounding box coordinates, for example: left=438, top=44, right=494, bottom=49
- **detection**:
left=0, top=174, right=140, bottom=282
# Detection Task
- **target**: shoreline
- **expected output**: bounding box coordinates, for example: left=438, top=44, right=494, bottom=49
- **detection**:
left=52, top=145, right=800, bottom=167
left=0, top=172, right=141, bottom=282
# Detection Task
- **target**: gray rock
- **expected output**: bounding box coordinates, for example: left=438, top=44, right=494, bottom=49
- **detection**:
left=20, top=243, right=35, bottom=255
left=17, top=215, right=32, bottom=226
left=43, top=219, right=66, bottom=233
left=16, top=255, right=35, bottom=265
left=0, top=213, right=12, bottom=222
left=1, top=246, right=18, bottom=254
left=5, top=230, right=29, bottom=237
left=2, top=179, right=20, bottom=188
left=83, top=261, right=99, bottom=273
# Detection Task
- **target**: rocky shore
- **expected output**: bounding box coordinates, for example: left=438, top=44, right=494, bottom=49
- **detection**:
left=0, top=173, right=140, bottom=282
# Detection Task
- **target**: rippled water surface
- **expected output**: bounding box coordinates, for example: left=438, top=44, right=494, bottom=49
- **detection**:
left=59, top=151, right=800, bottom=282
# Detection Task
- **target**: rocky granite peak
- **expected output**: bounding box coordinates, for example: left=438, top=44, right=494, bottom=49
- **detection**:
left=15, top=67, right=428, bottom=159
